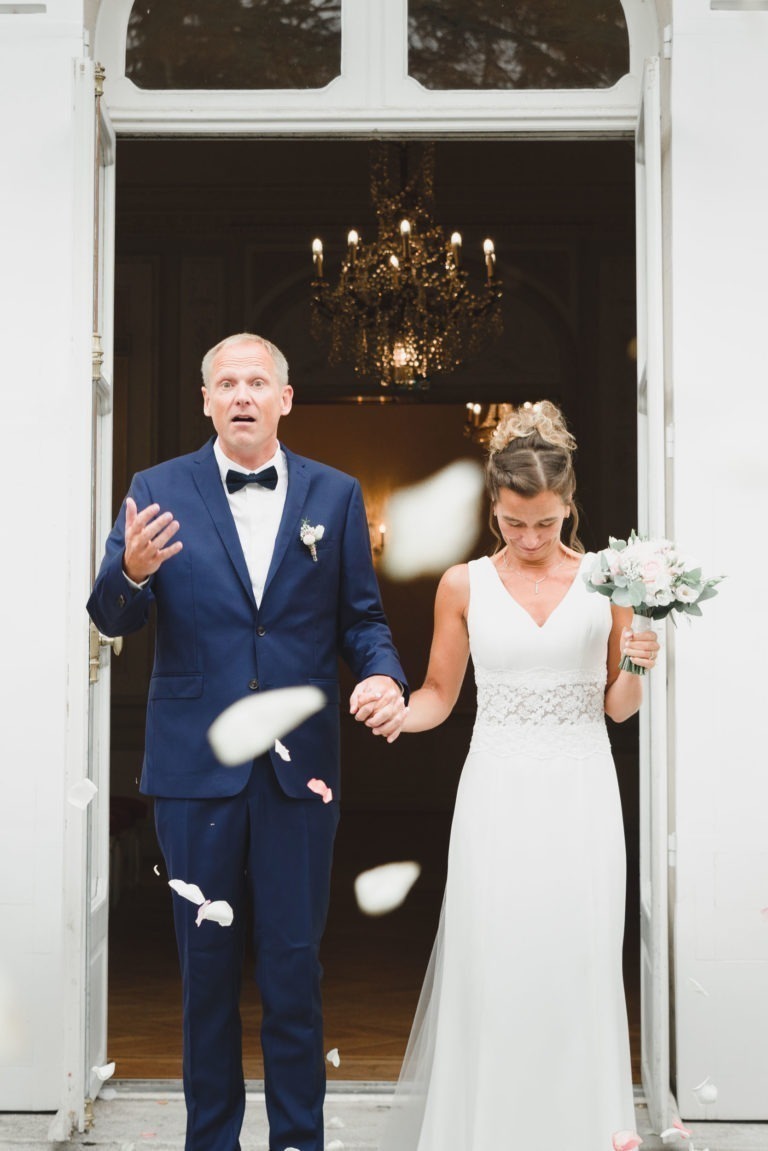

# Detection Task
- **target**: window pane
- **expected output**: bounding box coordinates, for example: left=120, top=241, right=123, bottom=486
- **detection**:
left=409, top=0, right=629, bottom=90
left=126, top=0, right=341, bottom=90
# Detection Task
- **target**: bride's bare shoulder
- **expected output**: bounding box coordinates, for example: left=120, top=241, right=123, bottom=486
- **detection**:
left=435, top=563, right=471, bottom=614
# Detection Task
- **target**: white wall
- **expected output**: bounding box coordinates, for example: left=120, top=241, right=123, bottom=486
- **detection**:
left=668, top=0, right=768, bottom=1121
left=0, top=0, right=93, bottom=1112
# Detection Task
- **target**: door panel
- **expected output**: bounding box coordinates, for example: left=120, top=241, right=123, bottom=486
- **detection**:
left=635, top=55, right=672, bottom=1134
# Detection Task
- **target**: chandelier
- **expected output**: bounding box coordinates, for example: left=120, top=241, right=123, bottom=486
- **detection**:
left=463, top=402, right=515, bottom=446
left=310, top=144, right=502, bottom=391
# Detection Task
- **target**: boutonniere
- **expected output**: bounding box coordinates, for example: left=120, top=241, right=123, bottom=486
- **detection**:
left=300, top=519, right=325, bottom=562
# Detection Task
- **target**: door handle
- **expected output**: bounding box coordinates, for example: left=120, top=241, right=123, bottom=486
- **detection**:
left=89, top=621, right=123, bottom=683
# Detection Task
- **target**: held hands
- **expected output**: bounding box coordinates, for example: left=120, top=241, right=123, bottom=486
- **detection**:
left=350, top=676, right=408, bottom=744
left=620, top=625, right=660, bottom=671
left=123, top=496, right=183, bottom=583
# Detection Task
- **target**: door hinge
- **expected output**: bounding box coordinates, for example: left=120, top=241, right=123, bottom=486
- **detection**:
left=663, top=25, right=672, bottom=59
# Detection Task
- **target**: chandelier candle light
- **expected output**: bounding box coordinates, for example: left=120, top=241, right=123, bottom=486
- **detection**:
left=310, top=144, right=502, bottom=390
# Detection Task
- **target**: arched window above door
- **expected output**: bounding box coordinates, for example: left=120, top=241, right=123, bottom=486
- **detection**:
left=96, top=0, right=658, bottom=135
left=408, top=0, right=629, bottom=91
left=126, top=1, right=341, bottom=90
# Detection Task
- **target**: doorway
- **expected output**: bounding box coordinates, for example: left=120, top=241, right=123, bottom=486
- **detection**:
left=105, top=137, right=640, bottom=1081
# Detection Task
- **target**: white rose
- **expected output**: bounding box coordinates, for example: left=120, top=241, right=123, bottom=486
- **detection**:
left=301, top=529, right=316, bottom=546
left=674, top=584, right=699, bottom=603
left=313, top=524, right=325, bottom=540
left=589, top=569, right=609, bottom=586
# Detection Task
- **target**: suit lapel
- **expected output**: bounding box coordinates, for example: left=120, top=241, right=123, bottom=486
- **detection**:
left=191, top=440, right=256, bottom=607
left=263, top=446, right=311, bottom=601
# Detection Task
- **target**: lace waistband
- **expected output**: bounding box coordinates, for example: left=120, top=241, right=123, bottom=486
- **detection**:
left=470, top=666, right=610, bottom=759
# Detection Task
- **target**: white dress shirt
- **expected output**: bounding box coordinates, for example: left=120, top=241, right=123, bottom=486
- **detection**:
left=214, top=440, right=288, bottom=608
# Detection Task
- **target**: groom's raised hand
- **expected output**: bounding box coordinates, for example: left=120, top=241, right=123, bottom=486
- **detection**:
left=350, top=676, right=408, bottom=744
left=123, top=496, right=183, bottom=583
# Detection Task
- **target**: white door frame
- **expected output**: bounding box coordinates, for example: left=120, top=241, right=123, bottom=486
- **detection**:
left=635, top=55, right=673, bottom=1134
left=84, top=0, right=670, bottom=1132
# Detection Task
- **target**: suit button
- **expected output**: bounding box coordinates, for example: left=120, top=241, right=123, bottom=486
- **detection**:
left=118, top=594, right=126, bottom=608
left=248, top=679, right=259, bottom=691
left=257, top=626, right=266, bottom=637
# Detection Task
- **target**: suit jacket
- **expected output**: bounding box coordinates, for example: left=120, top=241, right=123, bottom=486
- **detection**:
left=87, top=438, right=407, bottom=800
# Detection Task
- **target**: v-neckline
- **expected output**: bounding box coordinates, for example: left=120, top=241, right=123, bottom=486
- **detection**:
left=485, top=553, right=585, bottom=630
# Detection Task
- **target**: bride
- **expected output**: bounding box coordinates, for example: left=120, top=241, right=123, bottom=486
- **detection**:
left=378, top=402, right=659, bottom=1151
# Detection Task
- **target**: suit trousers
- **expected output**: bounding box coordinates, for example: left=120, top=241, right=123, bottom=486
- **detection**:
left=154, top=756, right=340, bottom=1151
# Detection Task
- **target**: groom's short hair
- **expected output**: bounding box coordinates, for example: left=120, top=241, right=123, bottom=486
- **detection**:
left=201, top=333, right=289, bottom=390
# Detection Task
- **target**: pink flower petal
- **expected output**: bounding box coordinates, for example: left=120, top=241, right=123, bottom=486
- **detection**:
left=760, top=907, right=768, bottom=921
left=307, top=778, right=333, bottom=804
left=675, top=1121, right=693, bottom=1137
left=169, top=880, right=233, bottom=927
left=613, top=1132, right=643, bottom=1151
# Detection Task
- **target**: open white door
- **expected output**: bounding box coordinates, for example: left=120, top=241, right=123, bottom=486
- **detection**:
left=85, top=61, right=117, bottom=1110
left=50, top=57, right=116, bottom=1141
left=634, top=56, right=673, bottom=1134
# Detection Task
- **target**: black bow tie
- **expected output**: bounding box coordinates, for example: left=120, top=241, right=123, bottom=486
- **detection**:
left=225, top=465, right=278, bottom=494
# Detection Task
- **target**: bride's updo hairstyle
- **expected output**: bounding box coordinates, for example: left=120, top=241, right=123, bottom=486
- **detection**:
left=486, top=400, right=584, bottom=553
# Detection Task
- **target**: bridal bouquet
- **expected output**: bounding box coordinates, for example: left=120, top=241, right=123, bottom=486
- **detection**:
left=584, top=531, right=723, bottom=675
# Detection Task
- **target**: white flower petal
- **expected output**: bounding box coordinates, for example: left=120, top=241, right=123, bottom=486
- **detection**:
left=153, top=864, right=161, bottom=877
left=168, top=879, right=206, bottom=906
left=208, top=685, right=326, bottom=767
left=199, top=900, right=234, bottom=928
left=354, top=861, right=421, bottom=917
left=92, top=1061, right=115, bottom=1082
left=274, top=738, right=291, bottom=762
left=382, top=460, right=484, bottom=580
left=314, top=525, right=325, bottom=539
left=692, top=1077, right=718, bottom=1104
left=326, top=1141, right=344, bottom=1151
left=326, top=1047, right=341, bottom=1067
left=327, top=1116, right=345, bottom=1129
left=67, top=779, right=98, bottom=810
left=100, top=1087, right=117, bottom=1101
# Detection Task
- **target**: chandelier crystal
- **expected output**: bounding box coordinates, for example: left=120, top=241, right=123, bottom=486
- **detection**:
left=310, top=144, right=502, bottom=390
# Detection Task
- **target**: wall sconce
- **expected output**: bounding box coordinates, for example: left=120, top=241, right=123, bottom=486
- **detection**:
left=369, top=520, right=387, bottom=559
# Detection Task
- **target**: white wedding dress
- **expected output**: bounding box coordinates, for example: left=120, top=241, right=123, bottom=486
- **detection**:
left=380, top=554, right=635, bottom=1151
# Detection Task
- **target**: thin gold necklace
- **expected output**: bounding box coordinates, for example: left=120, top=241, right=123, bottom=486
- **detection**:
left=501, top=548, right=567, bottom=595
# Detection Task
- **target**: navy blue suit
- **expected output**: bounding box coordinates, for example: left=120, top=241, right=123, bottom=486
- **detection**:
left=88, top=438, right=406, bottom=1151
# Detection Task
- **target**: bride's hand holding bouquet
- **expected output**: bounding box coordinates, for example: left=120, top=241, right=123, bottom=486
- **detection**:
left=584, top=531, right=723, bottom=675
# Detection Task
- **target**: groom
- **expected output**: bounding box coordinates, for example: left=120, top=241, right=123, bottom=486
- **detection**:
left=87, top=333, right=408, bottom=1151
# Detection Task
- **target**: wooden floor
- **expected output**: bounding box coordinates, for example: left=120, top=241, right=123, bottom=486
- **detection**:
left=108, top=810, right=641, bottom=1082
